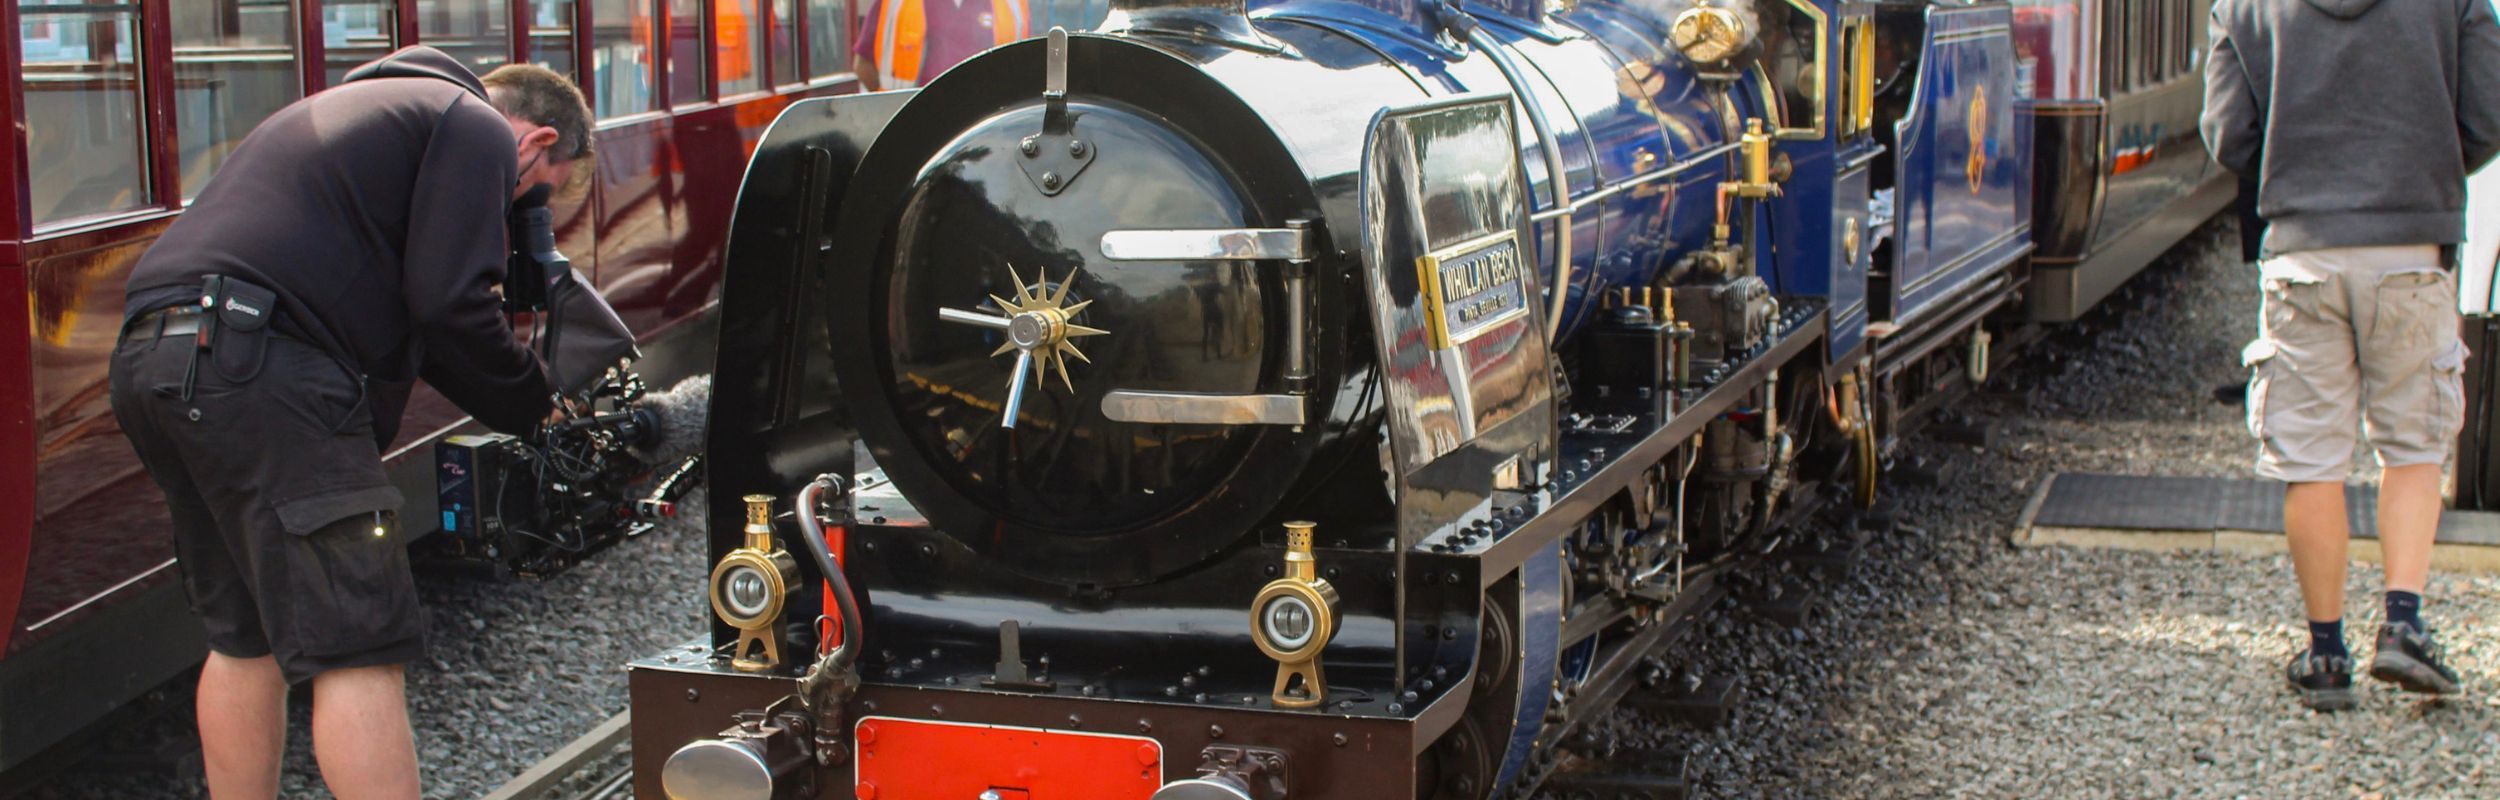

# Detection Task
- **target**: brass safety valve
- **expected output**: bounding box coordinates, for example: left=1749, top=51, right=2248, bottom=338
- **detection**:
left=1251, top=521, right=1340, bottom=709
left=1712, top=118, right=1784, bottom=249
left=712, top=494, right=801, bottom=672
left=1734, top=118, right=1781, bottom=199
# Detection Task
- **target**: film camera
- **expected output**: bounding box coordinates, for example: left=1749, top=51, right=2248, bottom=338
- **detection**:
left=430, top=186, right=703, bottom=576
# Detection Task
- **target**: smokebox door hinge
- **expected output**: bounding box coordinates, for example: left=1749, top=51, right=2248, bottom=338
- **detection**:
left=1021, top=27, right=1095, bottom=197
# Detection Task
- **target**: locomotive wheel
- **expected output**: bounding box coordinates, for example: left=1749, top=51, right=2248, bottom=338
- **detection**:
left=1418, top=715, right=1497, bottom=800
left=1474, top=591, right=1514, bottom=698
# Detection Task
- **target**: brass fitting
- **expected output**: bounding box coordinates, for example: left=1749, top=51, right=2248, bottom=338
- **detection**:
left=712, top=494, right=802, bottom=672
left=1251, top=521, right=1339, bottom=709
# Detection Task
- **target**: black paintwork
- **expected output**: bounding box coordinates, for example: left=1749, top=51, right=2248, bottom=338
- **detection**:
left=704, top=91, right=910, bottom=645
left=824, top=35, right=1386, bottom=591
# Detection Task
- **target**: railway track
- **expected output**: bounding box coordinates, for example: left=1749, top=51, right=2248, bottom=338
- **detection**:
left=482, top=712, right=633, bottom=800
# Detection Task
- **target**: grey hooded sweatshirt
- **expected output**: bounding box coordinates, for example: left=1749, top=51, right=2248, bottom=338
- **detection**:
left=2202, top=0, right=2500, bottom=256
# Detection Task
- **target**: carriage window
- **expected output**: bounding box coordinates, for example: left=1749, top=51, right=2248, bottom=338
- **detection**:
left=772, top=0, right=800, bottom=84
left=1837, top=20, right=1859, bottom=138
left=172, top=0, right=302, bottom=199
left=590, top=0, right=658, bottom=117
left=2011, top=0, right=2101, bottom=99
left=19, top=0, right=152, bottom=227
left=2107, top=0, right=2131, bottom=91
left=669, top=0, right=706, bottom=104
left=321, top=0, right=397, bottom=86
left=2174, top=0, right=2194, bottom=76
left=806, top=0, right=847, bottom=79
left=417, top=0, right=511, bottom=77
left=1762, top=0, right=1827, bottom=139
left=2143, top=0, right=2163, bottom=83
left=717, top=0, right=764, bottom=95
left=529, top=0, right=578, bottom=79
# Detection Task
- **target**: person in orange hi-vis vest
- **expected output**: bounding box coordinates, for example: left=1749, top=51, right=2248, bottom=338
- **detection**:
left=849, top=0, right=1028, bottom=91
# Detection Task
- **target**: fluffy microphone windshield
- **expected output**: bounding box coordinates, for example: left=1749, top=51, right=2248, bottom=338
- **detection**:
left=634, top=374, right=710, bottom=466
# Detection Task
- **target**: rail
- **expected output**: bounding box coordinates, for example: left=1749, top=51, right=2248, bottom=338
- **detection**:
left=481, top=711, right=634, bottom=800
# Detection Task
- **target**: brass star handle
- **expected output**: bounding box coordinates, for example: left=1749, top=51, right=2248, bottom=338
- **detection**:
left=936, top=265, right=1106, bottom=429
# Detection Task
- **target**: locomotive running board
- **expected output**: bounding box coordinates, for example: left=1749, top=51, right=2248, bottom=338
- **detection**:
left=1467, top=302, right=1830, bottom=587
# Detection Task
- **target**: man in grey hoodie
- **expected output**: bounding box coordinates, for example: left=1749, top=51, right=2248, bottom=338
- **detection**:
left=2204, top=0, right=2500, bottom=712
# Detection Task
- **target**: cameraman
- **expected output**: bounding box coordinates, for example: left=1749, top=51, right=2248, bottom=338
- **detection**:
left=107, top=47, right=590, bottom=798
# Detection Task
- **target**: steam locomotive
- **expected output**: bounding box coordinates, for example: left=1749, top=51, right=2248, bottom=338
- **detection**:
left=631, top=1, right=2225, bottom=798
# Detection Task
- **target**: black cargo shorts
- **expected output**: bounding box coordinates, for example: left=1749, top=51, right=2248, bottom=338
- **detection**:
left=108, top=312, right=423, bottom=685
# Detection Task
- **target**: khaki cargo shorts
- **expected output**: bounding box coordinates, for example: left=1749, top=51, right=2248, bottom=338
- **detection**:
left=2244, top=245, right=2466, bottom=484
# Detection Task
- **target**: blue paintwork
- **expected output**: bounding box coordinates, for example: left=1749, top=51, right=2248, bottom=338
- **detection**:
left=1495, top=541, right=1565, bottom=789
left=1885, top=4, right=2033, bottom=324
left=1199, top=3, right=2047, bottom=772
left=1256, top=0, right=1757, bottom=341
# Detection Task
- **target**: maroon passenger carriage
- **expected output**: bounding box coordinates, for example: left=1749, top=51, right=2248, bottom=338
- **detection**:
left=0, top=0, right=893, bottom=772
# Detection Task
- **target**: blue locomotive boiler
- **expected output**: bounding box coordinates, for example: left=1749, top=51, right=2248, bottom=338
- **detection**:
left=624, top=2, right=2195, bottom=799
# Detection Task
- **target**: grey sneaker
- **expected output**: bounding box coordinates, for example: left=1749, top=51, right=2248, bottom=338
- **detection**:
left=2285, top=650, right=2357, bottom=712
left=2369, top=623, right=2461, bottom=695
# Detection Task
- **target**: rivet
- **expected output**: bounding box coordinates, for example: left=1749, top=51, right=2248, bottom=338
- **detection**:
left=1139, top=719, right=1154, bottom=733
left=1070, top=140, right=1090, bottom=158
left=1020, top=136, right=1040, bottom=156
left=685, top=688, right=700, bottom=702
left=930, top=704, right=944, bottom=717
left=1333, top=733, right=1348, bottom=747
left=1042, top=172, right=1062, bottom=191
left=1208, top=725, right=1224, bottom=739
left=1068, top=714, right=1083, bottom=728
left=187, top=408, right=203, bottom=422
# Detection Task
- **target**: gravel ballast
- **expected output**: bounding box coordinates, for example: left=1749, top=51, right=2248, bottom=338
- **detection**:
left=20, top=492, right=710, bottom=799
left=1611, top=220, right=2500, bottom=798
left=23, top=218, right=2500, bottom=798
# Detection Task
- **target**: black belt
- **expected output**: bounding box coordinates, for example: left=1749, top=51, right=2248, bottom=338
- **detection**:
left=126, top=306, right=205, bottom=340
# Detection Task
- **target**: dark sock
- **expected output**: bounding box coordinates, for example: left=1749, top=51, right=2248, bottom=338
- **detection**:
left=2309, top=619, right=2348, bottom=659
left=2386, top=591, right=2423, bottom=631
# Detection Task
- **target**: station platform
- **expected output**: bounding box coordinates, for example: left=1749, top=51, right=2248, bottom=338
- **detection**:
left=2016, top=472, right=2500, bottom=573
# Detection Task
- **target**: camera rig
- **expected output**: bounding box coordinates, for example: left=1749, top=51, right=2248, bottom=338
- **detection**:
left=428, top=185, right=703, bottom=577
